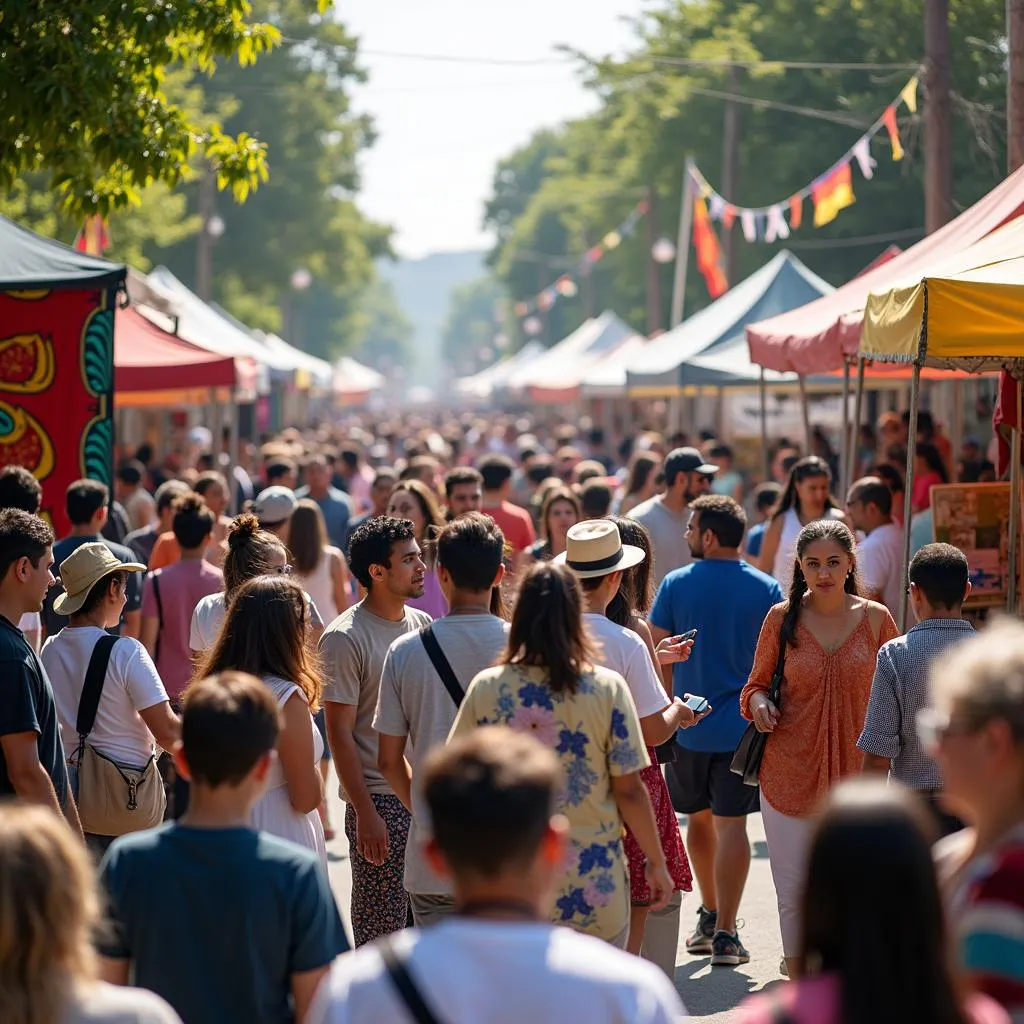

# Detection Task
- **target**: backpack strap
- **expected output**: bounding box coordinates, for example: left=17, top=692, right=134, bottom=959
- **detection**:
left=76, top=634, right=119, bottom=740
left=380, top=935, right=445, bottom=1024
left=420, top=624, right=464, bottom=709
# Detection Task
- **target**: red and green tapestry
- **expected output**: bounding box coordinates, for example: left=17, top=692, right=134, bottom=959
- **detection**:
left=0, top=288, right=115, bottom=536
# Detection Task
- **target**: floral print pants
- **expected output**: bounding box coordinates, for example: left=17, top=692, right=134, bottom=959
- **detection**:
left=344, top=793, right=411, bottom=947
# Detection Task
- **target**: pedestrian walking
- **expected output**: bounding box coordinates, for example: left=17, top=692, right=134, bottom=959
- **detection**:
left=442, top=466, right=483, bottom=519
left=741, top=519, right=897, bottom=977
left=307, top=727, right=685, bottom=1024
left=451, top=561, right=672, bottom=947
left=0, top=464, right=50, bottom=652
left=0, top=803, right=183, bottom=1024
left=735, top=780, right=1007, bottom=1024
left=649, top=494, right=784, bottom=967
left=0, top=509, right=82, bottom=835
left=124, top=480, right=190, bottom=567
left=374, top=512, right=508, bottom=925
left=291, top=498, right=349, bottom=625
left=297, top=453, right=354, bottom=551
left=628, top=447, right=716, bottom=587
left=858, top=543, right=973, bottom=835
left=195, top=575, right=327, bottom=865
left=97, top=672, right=347, bottom=1024
left=477, top=454, right=536, bottom=567
left=386, top=480, right=448, bottom=619
left=522, top=486, right=580, bottom=566
left=321, top=516, right=431, bottom=946
left=755, top=455, right=846, bottom=592
left=929, top=618, right=1024, bottom=1022
left=42, top=543, right=178, bottom=856
left=252, top=485, right=298, bottom=546
left=845, top=476, right=904, bottom=619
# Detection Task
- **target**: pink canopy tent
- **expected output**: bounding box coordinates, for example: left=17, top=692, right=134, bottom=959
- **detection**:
left=747, top=164, right=1024, bottom=374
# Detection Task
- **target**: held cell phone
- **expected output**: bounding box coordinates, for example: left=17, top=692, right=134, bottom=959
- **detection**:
left=678, top=629, right=698, bottom=642
left=684, top=695, right=710, bottom=714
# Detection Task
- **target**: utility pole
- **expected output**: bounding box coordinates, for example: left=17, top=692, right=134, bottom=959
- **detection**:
left=721, top=63, right=741, bottom=280
left=645, top=184, right=663, bottom=334
left=1009, top=0, right=1024, bottom=171
left=924, top=0, right=953, bottom=232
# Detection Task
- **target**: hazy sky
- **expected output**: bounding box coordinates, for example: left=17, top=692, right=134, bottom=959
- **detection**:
left=341, top=1, right=643, bottom=258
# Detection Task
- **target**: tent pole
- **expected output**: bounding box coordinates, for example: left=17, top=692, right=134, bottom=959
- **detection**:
left=951, top=378, right=964, bottom=479
left=759, top=367, right=770, bottom=479
left=228, top=395, right=240, bottom=515
left=798, top=375, right=812, bottom=454
left=850, top=357, right=866, bottom=494
left=840, top=359, right=851, bottom=496
left=670, top=158, right=694, bottom=328
left=899, top=363, right=922, bottom=632
left=1008, top=375, right=1022, bottom=613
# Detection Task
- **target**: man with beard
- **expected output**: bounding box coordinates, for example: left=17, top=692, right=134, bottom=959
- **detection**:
left=320, top=517, right=431, bottom=946
left=628, top=447, right=717, bottom=588
left=649, top=495, right=782, bottom=969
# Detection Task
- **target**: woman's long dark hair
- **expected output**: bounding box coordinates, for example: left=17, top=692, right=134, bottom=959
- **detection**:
left=770, top=455, right=839, bottom=522
left=779, top=519, right=860, bottom=650
left=194, top=575, right=322, bottom=710
left=801, top=780, right=971, bottom=1024
left=502, top=562, right=596, bottom=695
left=624, top=452, right=660, bottom=498
left=289, top=499, right=329, bottom=576
left=916, top=442, right=950, bottom=483
left=607, top=516, right=654, bottom=626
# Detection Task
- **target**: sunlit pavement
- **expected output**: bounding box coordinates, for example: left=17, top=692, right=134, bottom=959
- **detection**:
left=324, top=767, right=785, bottom=1021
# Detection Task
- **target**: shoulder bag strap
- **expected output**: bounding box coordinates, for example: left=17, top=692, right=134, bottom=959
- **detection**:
left=768, top=624, right=788, bottom=705
left=76, top=635, right=120, bottom=739
left=380, top=935, right=445, bottom=1024
left=420, top=625, right=464, bottom=709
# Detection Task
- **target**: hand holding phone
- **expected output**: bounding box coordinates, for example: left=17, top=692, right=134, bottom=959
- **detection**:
left=656, top=629, right=696, bottom=666
left=683, top=694, right=710, bottom=715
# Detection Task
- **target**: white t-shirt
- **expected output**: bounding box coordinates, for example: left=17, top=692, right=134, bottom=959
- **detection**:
left=306, top=919, right=684, bottom=1024
left=41, top=627, right=169, bottom=766
left=583, top=613, right=669, bottom=719
left=857, top=521, right=905, bottom=619
left=190, top=590, right=325, bottom=653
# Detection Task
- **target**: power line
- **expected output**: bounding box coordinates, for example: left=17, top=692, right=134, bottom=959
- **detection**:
left=782, top=227, right=925, bottom=249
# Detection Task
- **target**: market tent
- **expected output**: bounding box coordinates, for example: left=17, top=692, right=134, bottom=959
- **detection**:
left=580, top=334, right=653, bottom=396
left=507, top=311, right=638, bottom=400
left=456, top=342, right=544, bottom=400
left=335, top=356, right=385, bottom=403
left=628, top=250, right=833, bottom=395
left=748, top=162, right=1024, bottom=374
left=261, top=333, right=334, bottom=389
left=0, top=214, right=125, bottom=290
left=861, top=215, right=1024, bottom=370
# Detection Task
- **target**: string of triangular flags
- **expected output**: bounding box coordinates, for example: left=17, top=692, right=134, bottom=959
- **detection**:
left=74, top=216, right=110, bottom=256
left=690, top=75, right=919, bottom=298
left=513, top=200, right=648, bottom=319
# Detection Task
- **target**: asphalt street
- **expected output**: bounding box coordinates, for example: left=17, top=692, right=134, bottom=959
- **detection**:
left=324, top=767, right=787, bottom=1022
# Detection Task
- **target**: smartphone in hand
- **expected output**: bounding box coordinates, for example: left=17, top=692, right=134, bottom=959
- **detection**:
left=683, top=694, right=710, bottom=715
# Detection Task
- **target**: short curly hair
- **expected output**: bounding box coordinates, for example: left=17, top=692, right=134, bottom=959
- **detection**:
left=347, top=516, right=417, bottom=590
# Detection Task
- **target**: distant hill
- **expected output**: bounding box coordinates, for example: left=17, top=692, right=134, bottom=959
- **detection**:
left=378, top=250, right=485, bottom=385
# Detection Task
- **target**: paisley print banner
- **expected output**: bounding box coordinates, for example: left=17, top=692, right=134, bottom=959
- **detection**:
left=0, top=288, right=115, bottom=536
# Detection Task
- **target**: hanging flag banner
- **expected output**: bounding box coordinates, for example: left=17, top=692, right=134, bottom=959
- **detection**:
left=688, top=74, right=919, bottom=243
left=692, top=194, right=729, bottom=298
left=73, top=217, right=110, bottom=256
left=514, top=199, right=649, bottom=320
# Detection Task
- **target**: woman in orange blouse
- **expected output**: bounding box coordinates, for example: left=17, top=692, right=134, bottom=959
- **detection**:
left=740, top=519, right=898, bottom=979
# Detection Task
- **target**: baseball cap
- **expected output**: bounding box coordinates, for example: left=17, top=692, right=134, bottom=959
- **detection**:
left=252, top=486, right=297, bottom=526
left=665, top=446, right=718, bottom=478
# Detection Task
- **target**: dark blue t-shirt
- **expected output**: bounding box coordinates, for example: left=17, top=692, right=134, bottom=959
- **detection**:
left=99, top=824, right=348, bottom=1024
left=651, top=559, right=783, bottom=754
left=745, top=521, right=767, bottom=559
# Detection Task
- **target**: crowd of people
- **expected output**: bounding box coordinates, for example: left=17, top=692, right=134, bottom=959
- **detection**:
left=0, top=407, right=1020, bottom=1024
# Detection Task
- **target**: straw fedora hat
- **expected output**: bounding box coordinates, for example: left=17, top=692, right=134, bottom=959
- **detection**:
left=53, top=543, right=146, bottom=616
left=553, top=520, right=646, bottom=580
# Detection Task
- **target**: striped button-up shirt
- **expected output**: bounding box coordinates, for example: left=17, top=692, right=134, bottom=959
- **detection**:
left=857, top=617, right=975, bottom=790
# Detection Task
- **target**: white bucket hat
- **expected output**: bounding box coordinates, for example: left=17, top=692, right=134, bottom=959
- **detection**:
left=553, top=520, right=646, bottom=579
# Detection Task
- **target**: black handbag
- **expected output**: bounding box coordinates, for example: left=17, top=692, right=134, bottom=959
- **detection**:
left=730, top=627, right=786, bottom=787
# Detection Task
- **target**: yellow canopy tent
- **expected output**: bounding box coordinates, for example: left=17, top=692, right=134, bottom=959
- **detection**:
left=859, top=216, right=1024, bottom=627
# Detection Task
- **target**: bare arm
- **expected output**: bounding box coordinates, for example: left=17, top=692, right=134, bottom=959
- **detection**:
left=632, top=618, right=671, bottom=699
left=99, top=958, right=130, bottom=985
left=140, top=616, right=159, bottom=658
left=121, top=609, right=141, bottom=641
left=330, top=551, right=349, bottom=615
left=278, top=693, right=323, bottom=815
left=861, top=752, right=890, bottom=775
left=137, top=701, right=181, bottom=752
left=0, top=731, right=65, bottom=814
left=292, top=965, right=330, bottom=1024
left=649, top=623, right=675, bottom=694
left=610, top=771, right=672, bottom=909
left=756, top=517, right=783, bottom=576
left=377, top=732, right=413, bottom=812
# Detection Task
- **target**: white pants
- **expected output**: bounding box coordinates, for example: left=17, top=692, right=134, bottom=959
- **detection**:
left=759, top=790, right=815, bottom=957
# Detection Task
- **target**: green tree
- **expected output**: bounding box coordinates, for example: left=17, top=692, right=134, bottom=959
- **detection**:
left=0, top=0, right=303, bottom=214
left=441, top=276, right=511, bottom=375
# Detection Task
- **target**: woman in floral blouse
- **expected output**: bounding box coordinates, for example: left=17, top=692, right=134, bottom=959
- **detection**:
left=450, top=562, right=672, bottom=947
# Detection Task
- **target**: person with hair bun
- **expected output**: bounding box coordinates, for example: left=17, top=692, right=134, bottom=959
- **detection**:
left=189, top=513, right=326, bottom=658
left=740, top=519, right=897, bottom=978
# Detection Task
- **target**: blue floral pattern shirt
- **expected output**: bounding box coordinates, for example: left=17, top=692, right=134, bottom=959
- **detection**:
left=451, top=663, right=649, bottom=941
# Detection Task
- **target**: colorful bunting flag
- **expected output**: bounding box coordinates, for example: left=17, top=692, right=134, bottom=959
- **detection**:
left=722, top=205, right=737, bottom=230
left=73, top=216, right=109, bottom=256
left=812, top=163, right=856, bottom=227
left=602, top=231, right=621, bottom=250
left=693, top=197, right=729, bottom=298
left=765, top=204, right=790, bottom=243
left=852, top=136, right=877, bottom=180
left=900, top=76, right=919, bottom=114
left=789, top=195, right=803, bottom=231
left=882, top=106, right=903, bottom=161
left=740, top=210, right=757, bottom=242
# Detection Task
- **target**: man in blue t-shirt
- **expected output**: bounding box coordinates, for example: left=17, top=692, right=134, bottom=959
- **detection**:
left=650, top=494, right=782, bottom=969
left=98, top=672, right=348, bottom=1024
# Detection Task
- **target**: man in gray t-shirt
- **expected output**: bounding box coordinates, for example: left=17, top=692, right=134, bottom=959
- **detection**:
left=374, top=512, right=509, bottom=925
left=320, top=517, right=430, bottom=947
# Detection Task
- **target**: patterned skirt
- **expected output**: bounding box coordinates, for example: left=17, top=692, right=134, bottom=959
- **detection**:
left=624, top=750, right=693, bottom=905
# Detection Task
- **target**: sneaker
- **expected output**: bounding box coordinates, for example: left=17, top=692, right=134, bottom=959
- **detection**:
left=710, top=929, right=750, bottom=966
left=685, top=905, right=718, bottom=955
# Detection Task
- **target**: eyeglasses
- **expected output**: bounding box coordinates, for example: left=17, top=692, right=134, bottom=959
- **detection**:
left=276, top=563, right=293, bottom=575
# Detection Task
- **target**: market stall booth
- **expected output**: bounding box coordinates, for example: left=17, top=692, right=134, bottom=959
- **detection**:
left=861, top=215, right=1024, bottom=628
left=334, top=356, right=386, bottom=407
left=0, top=215, right=126, bottom=533
left=455, top=342, right=544, bottom=403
